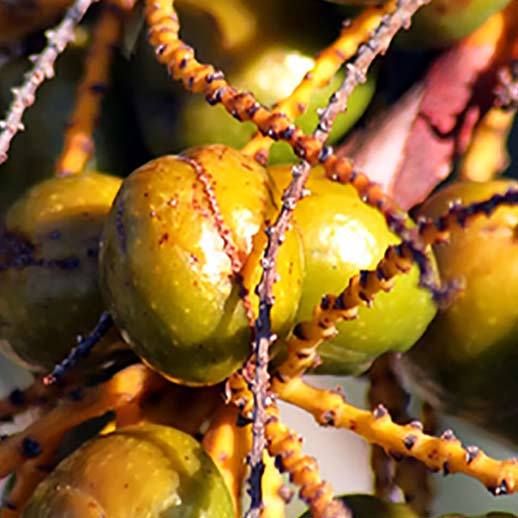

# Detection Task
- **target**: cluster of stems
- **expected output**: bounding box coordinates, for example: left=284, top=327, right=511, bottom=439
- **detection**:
left=0, top=0, right=517, bottom=516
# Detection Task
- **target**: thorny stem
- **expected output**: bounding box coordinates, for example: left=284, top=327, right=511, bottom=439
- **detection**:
left=273, top=187, right=518, bottom=386
left=144, top=0, right=446, bottom=304
left=241, top=3, right=390, bottom=163
left=277, top=379, right=518, bottom=499
left=247, top=4, right=429, bottom=512
left=43, top=311, right=114, bottom=385
left=0, top=0, right=99, bottom=165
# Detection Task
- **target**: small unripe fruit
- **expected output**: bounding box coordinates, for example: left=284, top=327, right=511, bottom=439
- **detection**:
left=0, top=172, right=121, bottom=371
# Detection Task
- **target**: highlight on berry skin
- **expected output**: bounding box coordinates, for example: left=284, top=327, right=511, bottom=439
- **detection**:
left=0, top=1, right=517, bottom=517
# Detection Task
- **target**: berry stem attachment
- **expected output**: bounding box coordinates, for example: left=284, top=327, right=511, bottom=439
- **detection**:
left=273, top=186, right=518, bottom=387
left=55, top=2, right=124, bottom=177
left=43, top=311, right=114, bottom=385
left=0, top=0, right=99, bottom=165
left=241, top=2, right=392, bottom=163
left=245, top=2, right=430, bottom=509
left=0, top=365, right=166, bottom=481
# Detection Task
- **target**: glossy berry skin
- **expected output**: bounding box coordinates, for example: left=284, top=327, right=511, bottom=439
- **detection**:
left=403, top=181, right=518, bottom=440
left=178, top=46, right=375, bottom=164
left=23, top=423, right=233, bottom=518
left=270, top=166, right=436, bottom=376
left=100, top=145, right=304, bottom=386
left=0, top=172, right=121, bottom=372
left=327, top=0, right=511, bottom=47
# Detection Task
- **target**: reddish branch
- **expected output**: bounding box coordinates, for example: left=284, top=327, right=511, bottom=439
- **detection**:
left=246, top=1, right=430, bottom=516
left=0, top=0, right=98, bottom=165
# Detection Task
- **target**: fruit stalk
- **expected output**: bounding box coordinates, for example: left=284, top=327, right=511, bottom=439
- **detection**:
left=264, top=400, right=349, bottom=518
left=226, top=374, right=342, bottom=516
left=367, top=355, right=406, bottom=504
left=202, top=404, right=250, bottom=516
left=246, top=2, right=430, bottom=511
left=43, top=311, right=114, bottom=385
left=144, top=0, right=444, bottom=305
left=368, top=355, right=435, bottom=515
left=0, top=0, right=98, bottom=164
left=0, top=364, right=165, bottom=479
left=241, top=2, right=391, bottom=163
left=277, top=378, right=518, bottom=498
left=55, top=2, right=124, bottom=176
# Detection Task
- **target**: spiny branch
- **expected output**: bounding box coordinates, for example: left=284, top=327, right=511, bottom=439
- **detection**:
left=276, top=379, right=518, bottom=498
left=0, top=0, right=99, bottom=165
left=245, top=3, right=430, bottom=513
left=43, top=311, right=114, bottom=385
left=241, top=2, right=392, bottom=163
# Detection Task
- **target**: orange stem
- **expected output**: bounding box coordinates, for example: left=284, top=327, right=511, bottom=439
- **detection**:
left=55, top=3, right=122, bottom=176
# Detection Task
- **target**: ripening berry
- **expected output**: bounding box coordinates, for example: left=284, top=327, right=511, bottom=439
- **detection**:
left=0, top=172, right=122, bottom=371
left=23, top=423, right=234, bottom=518
left=100, top=145, right=304, bottom=386
left=270, top=165, right=436, bottom=376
